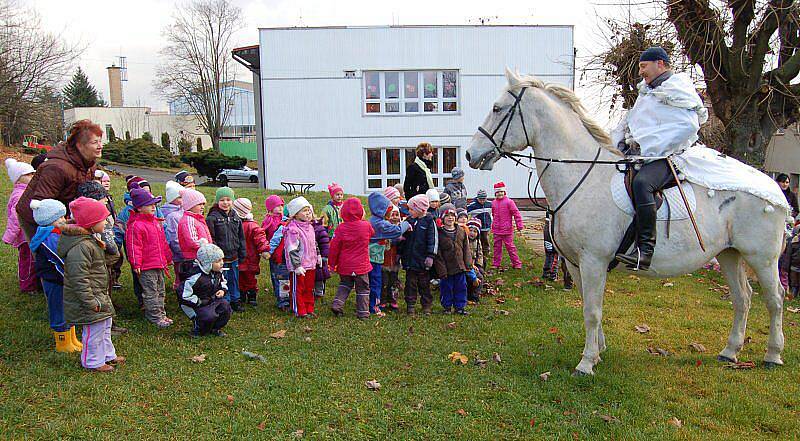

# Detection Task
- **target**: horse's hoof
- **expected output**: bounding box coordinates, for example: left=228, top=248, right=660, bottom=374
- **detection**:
left=764, top=361, right=782, bottom=370
left=571, top=369, right=593, bottom=377
left=717, top=355, right=737, bottom=363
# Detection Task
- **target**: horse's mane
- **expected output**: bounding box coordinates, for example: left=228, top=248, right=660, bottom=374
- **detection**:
left=512, top=76, right=623, bottom=157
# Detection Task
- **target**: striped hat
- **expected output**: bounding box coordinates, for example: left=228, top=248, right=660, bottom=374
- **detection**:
left=232, top=197, right=254, bottom=221
left=467, top=217, right=482, bottom=231
left=477, top=189, right=487, bottom=199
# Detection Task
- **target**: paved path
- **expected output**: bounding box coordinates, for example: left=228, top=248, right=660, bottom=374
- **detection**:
left=520, top=210, right=546, bottom=257
left=103, top=164, right=259, bottom=189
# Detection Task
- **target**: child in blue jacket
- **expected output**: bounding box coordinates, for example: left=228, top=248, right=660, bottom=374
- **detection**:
left=367, top=192, right=407, bottom=316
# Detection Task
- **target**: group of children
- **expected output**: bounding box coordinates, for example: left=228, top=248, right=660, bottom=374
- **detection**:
left=4, top=154, right=532, bottom=371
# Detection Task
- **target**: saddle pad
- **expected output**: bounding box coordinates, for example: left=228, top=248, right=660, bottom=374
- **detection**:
left=610, top=172, right=696, bottom=221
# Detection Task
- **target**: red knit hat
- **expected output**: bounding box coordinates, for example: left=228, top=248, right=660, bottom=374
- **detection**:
left=493, top=181, right=507, bottom=193
left=69, top=196, right=110, bottom=229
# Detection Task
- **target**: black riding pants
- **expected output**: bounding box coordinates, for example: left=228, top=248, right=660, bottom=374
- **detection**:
left=631, top=159, right=676, bottom=207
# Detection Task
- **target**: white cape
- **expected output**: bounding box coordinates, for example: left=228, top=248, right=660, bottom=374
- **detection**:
left=672, top=145, right=790, bottom=212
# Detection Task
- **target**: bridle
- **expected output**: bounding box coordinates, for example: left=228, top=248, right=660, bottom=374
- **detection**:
left=476, top=86, right=638, bottom=267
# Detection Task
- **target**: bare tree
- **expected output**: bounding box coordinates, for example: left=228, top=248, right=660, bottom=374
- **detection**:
left=155, top=0, right=241, bottom=152
left=0, top=0, right=79, bottom=145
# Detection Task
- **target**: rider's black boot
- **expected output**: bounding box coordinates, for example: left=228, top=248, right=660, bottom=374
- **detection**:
left=615, top=203, right=657, bottom=271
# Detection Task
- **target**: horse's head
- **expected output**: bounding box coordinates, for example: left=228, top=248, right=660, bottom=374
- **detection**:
left=467, top=68, right=536, bottom=170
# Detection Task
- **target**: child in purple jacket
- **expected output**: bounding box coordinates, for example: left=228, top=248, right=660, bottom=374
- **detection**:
left=312, top=215, right=331, bottom=302
left=4, top=158, right=37, bottom=292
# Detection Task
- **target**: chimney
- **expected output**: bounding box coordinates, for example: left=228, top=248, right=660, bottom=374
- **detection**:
left=107, top=65, right=123, bottom=107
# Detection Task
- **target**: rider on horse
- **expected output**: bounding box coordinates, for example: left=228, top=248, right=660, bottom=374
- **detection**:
left=612, top=47, right=706, bottom=271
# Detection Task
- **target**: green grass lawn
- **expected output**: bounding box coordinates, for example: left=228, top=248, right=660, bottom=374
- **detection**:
left=0, top=175, right=798, bottom=440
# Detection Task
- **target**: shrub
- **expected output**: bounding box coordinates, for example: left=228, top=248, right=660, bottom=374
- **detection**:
left=196, top=137, right=202, bottom=150
left=161, top=132, right=170, bottom=149
left=142, top=131, right=153, bottom=142
left=22, top=147, right=46, bottom=155
left=103, top=138, right=182, bottom=168
left=180, top=150, right=246, bottom=181
left=125, top=130, right=131, bottom=140
left=177, top=138, right=193, bottom=154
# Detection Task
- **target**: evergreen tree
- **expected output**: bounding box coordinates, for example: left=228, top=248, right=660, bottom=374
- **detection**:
left=107, top=126, right=116, bottom=142
left=142, top=131, right=153, bottom=142
left=62, top=68, right=104, bottom=109
left=161, top=132, right=170, bottom=149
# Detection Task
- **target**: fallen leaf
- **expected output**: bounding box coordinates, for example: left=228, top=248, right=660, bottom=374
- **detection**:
left=456, top=408, right=467, bottom=416
left=634, top=324, right=651, bottom=334
left=646, top=347, right=670, bottom=357
left=495, top=278, right=506, bottom=286
left=723, top=361, right=756, bottom=370
left=539, top=371, right=551, bottom=381
left=689, top=342, right=706, bottom=353
left=270, top=329, right=287, bottom=339
left=448, top=352, right=469, bottom=365
left=257, top=421, right=266, bottom=431
left=303, top=326, right=313, bottom=333
left=788, top=306, right=800, bottom=313
left=474, top=357, right=488, bottom=368
left=304, top=337, right=312, bottom=342
left=599, top=414, right=619, bottom=423
left=513, top=282, right=522, bottom=288
left=365, top=380, right=381, bottom=390
left=548, top=327, right=559, bottom=334
left=242, top=350, right=268, bottom=363
left=292, top=429, right=304, bottom=438
left=495, top=297, right=506, bottom=304
left=446, top=322, right=457, bottom=329
left=495, top=309, right=511, bottom=316
left=189, top=353, right=206, bottom=363
left=492, top=352, right=502, bottom=363
left=628, top=275, right=640, bottom=281
left=667, top=417, right=682, bottom=428
left=226, top=395, right=234, bottom=404
left=529, top=417, right=536, bottom=427
left=662, top=282, right=674, bottom=287
left=407, top=326, right=414, bottom=336
left=695, top=359, right=702, bottom=367
left=384, top=402, right=394, bottom=409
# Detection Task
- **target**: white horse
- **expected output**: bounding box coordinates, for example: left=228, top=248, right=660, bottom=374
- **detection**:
left=466, top=69, right=787, bottom=375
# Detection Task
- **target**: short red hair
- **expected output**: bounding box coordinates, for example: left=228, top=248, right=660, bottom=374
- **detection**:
left=66, top=119, right=103, bottom=149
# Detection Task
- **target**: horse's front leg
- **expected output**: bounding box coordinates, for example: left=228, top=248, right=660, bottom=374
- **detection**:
left=574, top=256, right=608, bottom=376
left=566, top=260, right=607, bottom=356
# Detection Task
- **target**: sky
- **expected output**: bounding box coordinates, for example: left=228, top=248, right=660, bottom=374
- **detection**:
left=26, top=0, right=618, bottom=123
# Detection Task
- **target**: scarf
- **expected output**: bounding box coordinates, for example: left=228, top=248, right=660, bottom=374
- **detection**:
left=414, top=156, right=435, bottom=190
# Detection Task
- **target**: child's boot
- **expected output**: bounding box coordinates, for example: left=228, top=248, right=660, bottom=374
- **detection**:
left=54, top=330, right=76, bottom=353
left=247, top=290, right=258, bottom=307
left=68, top=326, right=83, bottom=351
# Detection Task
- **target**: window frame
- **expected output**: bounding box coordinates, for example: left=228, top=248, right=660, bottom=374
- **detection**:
left=362, top=70, right=460, bottom=116
left=363, top=145, right=460, bottom=193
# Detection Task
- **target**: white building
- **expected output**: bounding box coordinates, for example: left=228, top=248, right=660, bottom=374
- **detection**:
left=234, top=25, right=575, bottom=198
left=169, top=80, right=256, bottom=142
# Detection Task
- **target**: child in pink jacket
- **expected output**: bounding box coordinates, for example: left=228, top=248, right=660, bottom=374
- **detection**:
left=126, top=188, right=173, bottom=328
left=178, top=189, right=212, bottom=263
left=491, top=181, right=524, bottom=269
left=4, top=158, right=38, bottom=292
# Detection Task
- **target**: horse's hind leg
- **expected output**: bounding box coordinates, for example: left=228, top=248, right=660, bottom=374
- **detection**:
left=716, top=249, right=752, bottom=363
left=744, top=256, right=785, bottom=367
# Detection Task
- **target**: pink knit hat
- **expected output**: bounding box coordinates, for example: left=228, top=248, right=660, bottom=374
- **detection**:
left=383, top=186, right=401, bottom=201
left=264, top=194, right=284, bottom=212
left=69, top=197, right=110, bottom=229
left=407, top=194, right=430, bottom=213
left=328, top=182, right=344, bottom=198
left=180, top=189, right=207, bottom=211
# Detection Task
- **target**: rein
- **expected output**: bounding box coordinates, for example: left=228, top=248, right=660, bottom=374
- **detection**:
left=476, top=86, right=641, bottom=267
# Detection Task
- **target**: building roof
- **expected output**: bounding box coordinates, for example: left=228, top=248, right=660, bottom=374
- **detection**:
left=232, top=45, right=259, bottom=72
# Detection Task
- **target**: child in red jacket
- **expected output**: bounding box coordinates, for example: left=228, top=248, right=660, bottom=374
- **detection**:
left=233, top=198, right=269, bottom=308
left=126, top=188, right=173, bottom=328
left=328, top=197, right=375, bottom=319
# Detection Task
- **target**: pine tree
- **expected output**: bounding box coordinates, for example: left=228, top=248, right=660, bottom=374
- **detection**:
left=62, top=68, right=105, bottom=109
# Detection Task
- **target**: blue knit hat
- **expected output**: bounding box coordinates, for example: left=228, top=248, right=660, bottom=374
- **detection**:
left=30, top=199, right=67, bottom=226
left=639, top=47, right=669, bottom=63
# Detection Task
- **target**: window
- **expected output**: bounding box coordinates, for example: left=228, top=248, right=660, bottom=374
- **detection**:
left=365, top=146, right=459, bottom=191
left=363, top=70, right=459, bottom=115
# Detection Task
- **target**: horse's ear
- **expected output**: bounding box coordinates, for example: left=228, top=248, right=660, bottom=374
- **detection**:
left=505, top=67, right=520, bottom=86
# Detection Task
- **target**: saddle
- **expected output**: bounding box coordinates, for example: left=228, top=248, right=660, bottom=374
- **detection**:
left=608, top=166, right=674, bottom=271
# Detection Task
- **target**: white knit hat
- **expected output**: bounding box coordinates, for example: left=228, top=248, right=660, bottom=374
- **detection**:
left=425, top=188, right=440, bottom=202
left=286, top=196, right=312, bottom=218
left=165, top=180, right=183, bottom=204
left=195, top=239, right=224, bottom=273
left=5, top=158, right=34, bottom=184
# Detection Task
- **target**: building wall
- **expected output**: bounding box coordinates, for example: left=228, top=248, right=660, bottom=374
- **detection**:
left=64, top=107, right=211, bottom=153
left=765, top=127, right=800, bottom=189
left=257, top=25, right=573, bottom=197
left=169, top=83, right=255, bottom=142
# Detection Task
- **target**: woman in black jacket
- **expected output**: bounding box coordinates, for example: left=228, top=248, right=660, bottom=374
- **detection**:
left=403, top=142, right=435, bottom=199
left=776, top=173, right=799, bottom=217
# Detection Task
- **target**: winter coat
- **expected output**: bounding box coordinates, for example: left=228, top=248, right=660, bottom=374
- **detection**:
left=206, top=205, right=246, bottom=262
left=17, top=143, right=97, bottom=237
left=262, top=212, right=283, bottom=247
left=491, top=196, right=523, bottom=235
left=328, top=198, right=374, bottom=275
left=399, top=213, right=438, bottom=271
left=383, top=239, right=400, bottom=272
left=115, top=193, right=166, bottom=243
left=368, top=192, right=402, bottom=241
left=161, top=203, right=182, bottom=223
left=403, top=157, right=434, bottom=198
left=444, top=180, right=468, bottom=209
left=782, top=188, right=799, bottom=218
left=178, top=210, right=213, bottom=260
left=313, top=219, right=331, bottom=281
left=240, top=220, right=269, bottom=272
left=283, top=219, right=318, bottom=272
left=468, top=234, right=484, bottom=269
left=125, top=212, right=172, bottom=271
left=467, top=198, right=492, bottom=232
left=30, top=226, right=64, bottom=284
left=178, top=264, right=228, bottom=309
left=434, top=226, right=472, bottom=278
left=321, top=201, right=343, bottom=237
left=57, top=233, right=113, bottom=326
left=99, top=214, right=119, bottom=257
left=3, top=182, right=28, bottom=247
left=165, top=208, right=185, bottom=261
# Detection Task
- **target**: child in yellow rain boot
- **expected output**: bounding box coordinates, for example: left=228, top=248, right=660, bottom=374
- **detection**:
left=29, top=199, right=82, bottom=352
